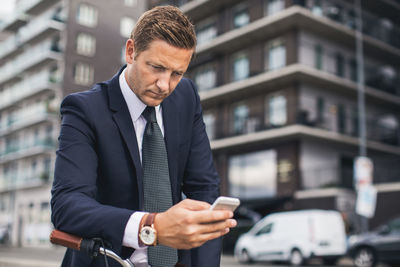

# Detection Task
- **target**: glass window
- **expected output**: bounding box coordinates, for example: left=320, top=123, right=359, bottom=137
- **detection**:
left=315, top=44, right=323, bottom=70
left=232, top=52, right=249, bottom=81
left=233, top=4, right=249, bottom=29
left=256, top=223, right=273, bottom=235
left=267, top=39, right=286, bottom=71
left=335, top=52, right=344, bottom=77
left=233, top=103, right=249, bottom=135
left=194, top=64, right=216, bottom=92
left=124, top=0, right=137, bottom=6
left=120, top=17, right=135, bottom=38
left=196, top=17, right=217, bottom=45
left=337, top=104, right=346, bottom=134
left=316, top=97, right=325, bottom=124
left=268, top=95, right=287, bottom=126
left=203, top=112, right=216, bottom=140
left=229, top=149, right=277, bottom=199
left=76, top=33, right=96, bottom=56
left=74, top=62, right=94, bottom=85
left=265, top=0, right=285, bottom=16
left=350, top=58, right=357, bottom=82
left=311, top=0, right=323, bottom=16
left=76, top=3, right=98, bottom=27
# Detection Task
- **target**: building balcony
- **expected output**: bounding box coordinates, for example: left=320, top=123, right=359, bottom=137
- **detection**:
left=18, top=0, right=60, bottom=15
left=194, top=5, right=400, bottom=65
left=0, top=104, right=58, bottom=136
left=0, top=41, right=62, bottom=87
left=0, top=138, right=56, bottom=165
left=0, top=35, right=23, bottom=63
left=0, top=12, right=29, bottom=33
left=18, top=16, right=65, bottom=46
left=199, top=64, right=400, bottom=109
left=0, top=70, right=60, bottom=111
left=208, top=113, right=400, bottom=155
left=0, top=171, right=51, bottom=193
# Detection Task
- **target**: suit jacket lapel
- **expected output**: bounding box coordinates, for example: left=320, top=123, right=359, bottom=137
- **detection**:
left=107, top=68, right=144, bottom=210
left=162, top=96, right=180, bottom=204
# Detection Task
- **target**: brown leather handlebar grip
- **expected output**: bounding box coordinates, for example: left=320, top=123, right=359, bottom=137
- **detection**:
left=50, top=230, right=83, bottom=251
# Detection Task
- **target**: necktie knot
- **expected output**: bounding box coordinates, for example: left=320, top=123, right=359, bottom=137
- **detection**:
left=143, top=106, right=157, bottom=123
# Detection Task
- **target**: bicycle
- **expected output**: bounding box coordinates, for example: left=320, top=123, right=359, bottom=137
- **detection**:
left=50, top=229, right=134, bottom=267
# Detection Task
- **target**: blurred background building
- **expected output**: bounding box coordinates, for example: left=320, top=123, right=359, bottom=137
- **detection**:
left=151, top=0, right=400, bottom=248
left=0, top=0, right=399, bottom=250
left=0, top=0, right=146, bottom=247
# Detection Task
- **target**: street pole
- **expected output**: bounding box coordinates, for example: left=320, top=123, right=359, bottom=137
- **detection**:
left=354, top=0, right=368, bottom=233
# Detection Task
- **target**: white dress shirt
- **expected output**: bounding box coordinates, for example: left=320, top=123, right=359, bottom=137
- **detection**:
left=119, top=68, right=165, bottom=266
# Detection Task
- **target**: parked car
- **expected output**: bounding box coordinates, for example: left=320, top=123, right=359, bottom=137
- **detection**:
left=348, top=216, right=400, bottom=267
left=234, top=209, right=347, bottom=266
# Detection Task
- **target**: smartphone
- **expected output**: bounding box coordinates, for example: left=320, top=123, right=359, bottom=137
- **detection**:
left=209, top=196, right=240, bottom=212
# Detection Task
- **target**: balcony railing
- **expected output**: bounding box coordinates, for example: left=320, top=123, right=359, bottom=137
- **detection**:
left=0, top=39, right=62, bottom=86
left=0, top=138, right=56, bottom=163
left=0, top=103, right=58, bottom=135
left=0, top=171, right=51, bottom=192
left=0, top=69, right=60, bottom=110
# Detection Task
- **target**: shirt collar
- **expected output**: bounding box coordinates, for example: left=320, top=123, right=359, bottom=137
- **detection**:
left=119, top=68, right=161, bottom=122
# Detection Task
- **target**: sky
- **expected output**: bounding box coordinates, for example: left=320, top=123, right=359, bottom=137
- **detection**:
left=0, top=0, right=15, bottom=15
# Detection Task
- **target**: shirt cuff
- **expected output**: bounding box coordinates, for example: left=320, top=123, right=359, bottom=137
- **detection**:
left=123, top=211, right=147, bottom=249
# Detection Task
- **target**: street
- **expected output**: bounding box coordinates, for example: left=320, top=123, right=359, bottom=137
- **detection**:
left=0, top=246, right=390, bottom=267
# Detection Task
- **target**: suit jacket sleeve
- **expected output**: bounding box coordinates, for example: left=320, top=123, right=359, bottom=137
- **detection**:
left=51, top=93, right=133, bottom=255
left=181, top=80, right=222, bottom=267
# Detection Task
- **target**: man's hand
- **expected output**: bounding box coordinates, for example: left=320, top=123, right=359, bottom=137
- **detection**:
left=154, top=199, right=237, bottom=249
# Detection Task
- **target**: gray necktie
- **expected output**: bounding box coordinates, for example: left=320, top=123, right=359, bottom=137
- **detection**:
left=142, top=106, right=178, bottom=267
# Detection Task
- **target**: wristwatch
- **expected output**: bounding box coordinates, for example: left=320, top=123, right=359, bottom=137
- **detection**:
left=139, top=213, right=157, bottom=246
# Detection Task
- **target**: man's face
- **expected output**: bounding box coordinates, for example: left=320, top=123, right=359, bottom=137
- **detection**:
left=124, top=39, right=194, bottom=107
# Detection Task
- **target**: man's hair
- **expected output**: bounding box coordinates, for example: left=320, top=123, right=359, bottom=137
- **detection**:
left=131, top=5, right=196, bottom=55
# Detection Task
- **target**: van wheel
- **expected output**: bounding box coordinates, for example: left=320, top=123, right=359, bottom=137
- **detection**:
left=353, top=247, right=376, bottom=267
left=239, top=249, right=253, bottom=263
left=289, top=249, right=304, bottom=266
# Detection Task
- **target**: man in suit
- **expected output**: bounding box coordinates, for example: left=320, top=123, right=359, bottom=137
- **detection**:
left=51, top=5, right=236, bottom=267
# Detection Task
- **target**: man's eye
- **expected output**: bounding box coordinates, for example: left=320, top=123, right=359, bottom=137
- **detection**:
left=152, top=65, right=164, bottom=71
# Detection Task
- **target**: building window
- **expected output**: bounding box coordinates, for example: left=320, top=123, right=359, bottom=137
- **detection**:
left=267, top=95, right=287, bottom=126
left=74, top=62, right=94, bottom=85
left=124, top=0, right=137, bottom=6
left=350, top=58, right=357, bottom=82
left=233, top=3, right=249, bottom=29
left=76, top=33, right=96, bottom=56
left=120, top=17, right=135, bottom=38
left=194, top=64, right=216, bottom=92
left=228, top=149, right=277, bottom=199
left=335, top=52, right=344, bottom=77
left=315, top=44, right=323, bottom=70
left=232, top=52, right=249, bottom=81
left=316, top=97, right=325, bottom=124
left=76, top=3, right=98, bottom=28
left=337, top=104, right=346, bottom=134
left=233, top=103, right=249, bottom=135
left=196, top=17, right=217, bottom=46
left=265, top=0, right=285, bottom=16
left=203, top=112, right=216, bottom=140
left=266, top=39, right=286, bottom=71
left=311, top=0, right=323, bottom=16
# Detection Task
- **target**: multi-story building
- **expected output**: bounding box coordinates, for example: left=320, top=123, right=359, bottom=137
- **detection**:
left=153, top=0, right=400, bottom=234
left=0, top=0, right=146, bottom=247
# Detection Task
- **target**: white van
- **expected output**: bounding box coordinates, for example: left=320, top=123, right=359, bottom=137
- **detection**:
left=234, top=209, right=347, bottom=266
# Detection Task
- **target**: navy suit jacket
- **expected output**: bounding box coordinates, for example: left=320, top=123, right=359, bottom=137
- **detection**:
left=51, top=66, right=222, bottom=267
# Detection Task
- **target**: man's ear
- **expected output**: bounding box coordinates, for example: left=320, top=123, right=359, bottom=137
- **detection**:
left=125, top=39, right=135, bottom=64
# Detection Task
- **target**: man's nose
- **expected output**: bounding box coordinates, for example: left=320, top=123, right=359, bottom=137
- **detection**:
left=156, top=74, right=170, bottom=92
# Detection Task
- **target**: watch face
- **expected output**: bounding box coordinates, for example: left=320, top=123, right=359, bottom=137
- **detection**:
left=140, top=226, right=156, bottom=245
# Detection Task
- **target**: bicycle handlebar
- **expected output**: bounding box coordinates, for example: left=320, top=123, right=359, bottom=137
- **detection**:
left=50, top=230, right=134, bottom=267
left=50, top=230, right=100, bottom=257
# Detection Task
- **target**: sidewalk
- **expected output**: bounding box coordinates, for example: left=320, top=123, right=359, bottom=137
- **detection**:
left=0, top=246, right=65, bottom=267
